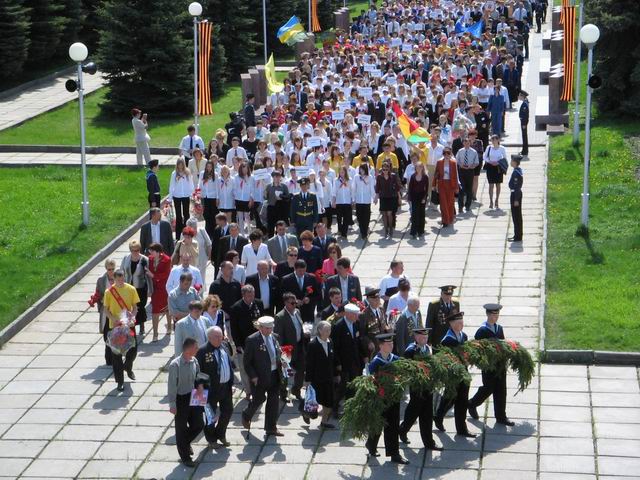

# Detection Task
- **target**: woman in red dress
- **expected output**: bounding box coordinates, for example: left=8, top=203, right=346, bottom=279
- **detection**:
left=147, top=242, right=172, bottom=341
left=432, top=147, right=460, bottom=228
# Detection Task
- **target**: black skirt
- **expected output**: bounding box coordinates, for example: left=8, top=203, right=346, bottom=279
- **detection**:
left=485, top=163, right=504, bottom=184
left=379, top=197, right=398, bottom=212
left=235, top=200, right=251, bottom=212
left=312, top=380, right=335, bottom=408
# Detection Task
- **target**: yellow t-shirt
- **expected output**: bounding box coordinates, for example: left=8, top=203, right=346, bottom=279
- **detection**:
left=330, top=156, right=343, bottom=173
left=376, top=152, right=399, bottom=170
left=104, top=283, right=140, bottom=328
left=352, top=154, right=374, bottom=169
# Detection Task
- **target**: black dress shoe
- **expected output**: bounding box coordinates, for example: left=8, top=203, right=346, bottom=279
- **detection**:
left=126, top=370, right=136, bottom=381
left=189, top=445, right=194, bottom=455
left=425, top=441, right=443, bottom=451
left=302, top=414, right=310, bottom=425
left=434, top=416, right=446, bottom=432
left=390, top=454, right=409, bottom=464
left=241, top=414, right=251, bottom=430
left=456, top=431, right=477, bottom=438
left=468, top=404, right=479, bottom=420
left=496, top=417, right=515, bottom=426
left=182, top=458, right=196, bottom=468
left=367, top=449, right=380, bottom=457
left=320, top=422, right=336, bottom=429
left=218, top=438, right=231, bottom=447
left=117, top=383, right=124, bottom=392
left=508, top=237, right=522, bottom=242
left=399, top=431, right=410, bottom=444
left=266, top=430, right=284, bottom=437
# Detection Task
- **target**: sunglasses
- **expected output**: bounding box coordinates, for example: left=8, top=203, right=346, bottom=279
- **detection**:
left=288, top=253, right=298, bottom=257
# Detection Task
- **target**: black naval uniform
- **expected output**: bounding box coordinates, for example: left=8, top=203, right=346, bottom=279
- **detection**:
left=399, top=342, right=439, bottom=449
left=468, top=321, right=510, bottom=422
left=519, top=97, right=529, bottom=156
left=508, top=166, right=524, bottom=241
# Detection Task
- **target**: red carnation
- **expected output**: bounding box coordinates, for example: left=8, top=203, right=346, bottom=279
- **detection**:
left=306, top=286, right=314, bottom=295
left=281, top=344, right=294, bottom=357
left=377, top=387, right=385, bottom=398
left=507, top=340, right=519, bottom=351
left=390, top=308, right=400, bottom=317
left=194, top=283, right=202, bottom=292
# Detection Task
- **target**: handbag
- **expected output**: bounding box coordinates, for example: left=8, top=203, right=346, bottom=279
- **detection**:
left=498, top=158, right=509, bottom=174
left=430, top=189, right=440, bottom=205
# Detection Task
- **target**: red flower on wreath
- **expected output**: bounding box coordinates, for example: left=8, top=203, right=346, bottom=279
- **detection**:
left=306, top=286, right=314, bottom=295
left=507, top=340, right=519, bottom=351
left=377, top=386, right=385, bottom=398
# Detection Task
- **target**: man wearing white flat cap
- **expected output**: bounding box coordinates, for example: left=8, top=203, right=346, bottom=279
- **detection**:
left=241, top=316, right=284, bottom=436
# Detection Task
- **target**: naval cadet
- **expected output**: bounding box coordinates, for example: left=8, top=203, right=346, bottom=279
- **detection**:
left=398, top=328, right=443, bottom=451
left=425, top=285, right=461, bottom=350
left=290, top=177, right=319, bottom=236
left=365, top=333, right=409, bottom=465
left=519, top=90, right=529, bottom=157
left=468, top=304, right=514, bottom=426
left=508, top=156, right=524, bottom=243
left=434, top=311, right=476, bottom=438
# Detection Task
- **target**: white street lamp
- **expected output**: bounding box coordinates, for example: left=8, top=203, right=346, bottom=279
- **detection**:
left=579, top=23, right=600, bottom=229
left=189, top=2, right=202, bottom=135
left=68, top=42, right=90, bottom=226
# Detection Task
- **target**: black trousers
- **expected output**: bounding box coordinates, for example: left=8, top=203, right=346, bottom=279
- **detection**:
left=334, top=368, right=359, bottom=411
left=335, top=204, right=352, bottom=236
left=436, top=381, right=470, bottom=434
left=521, top=124, right=529, bottom=155
left=400, top=389, right=434, bottom=447
left=366, top=402, right=400, bottom=457
left=173, top=196, right=190, bottom=239
left=469, top=370, right=508, bottom=420
left=355, top=203, right=371, bottom=238
left=251, top=202, right=266, bottom=234
left=148, top=193, right=161, bottom=208
left=135, top=286, right=147, bottom=329
left=243, top=370, right=281, bottom=431
left=175, top=393, right=204, bottom=461
left=409, top=200, right=426, bottom=235
left=102, top=323, right=112, bottom=366
left=267, top=204, right=287, bottom=237
left=204, top=382, right=234, bottom=442
left=536, top=15, right=542, bottom=32
left=291, top=342, right=306, bottom=394
left=203, top=198, right=218, bottom=239
left=458, top=168, right=475, bottom=211
left=322, top=206, right=335, bottom=230
left=111, top=334, right=137, bottom=385
left=510, top=191, right=523, bottom=240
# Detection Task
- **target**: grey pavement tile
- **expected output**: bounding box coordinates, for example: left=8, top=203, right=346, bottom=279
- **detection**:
left=540, top=364, right=588, bottom=377
left=306, top=464, right=363, bottom=480
left=539, top=455, right=596, bottom=474
left=540, top=405, right=591, bottom=423
left=483, top=419, right=537, bottom=436
left=0, top=439, right=46, bottom=458
left=0, top=458, right=31, bottom=477
left=22, top=459, right=87, bottom=477
left=2, top=423, right=62, bottom=440
left=539, top=421, right=593, bottom=438
left=539, top=475, right=596, bottom=480
left=540, top=376, right=589, bottom=392
left=138, top=460, right=197, bottom=480
left=313, top=446, right=369, bottom=465
left=598, top=456, right=640, bottom=477
left=481, top=451, right=537, bottom=471
left=0, top=355, right=34, bottom=368
left=591, top=393, right=640, bottom=408
left=423, top=449, right=480, bottom=470
left=47, top=380, right=101, bottom=395
left=108, top=425, right=165, bottom=443
left=86, top=394, right=137, bottom=411
left=483, top=434, right=537, bottom=454
left=0, top=408, right=26, bottom=423
left=364, top=464, right=419, bottom=480
left=55, top=424, right=114, bottom=441
left=595, top=422, right=640, bottom=440
left=92, top=441, right=155, bottom=460
left=590, top=378, right=640, bottom=394
left=419, top=468, right=478, bottom=480
left=0, top=393, right=40, bottom=409
left=593, top=407, right=640, bottom=424
left=1, top=380, right=54, bottom=394
left=39, top=440, right=102, bottom=459
left=13, top=368, right=68, bottom=381
left=481, top=471, right=536, bottom=480
left=597, top=438, right=640, bottom=457
left=540, top=391, right=590, bottom=407
left=78, top=459, right=140, bottom=478
left=0, top=343, right=46, bottom=355
left=539, top=436, right=594, bottom=456
left=248, top=463, right=309, bottom=479
left=28, top=356, right=80, bottom=369
left=589, top=366, right=638, bottom=379
left=69, top=407, right=127, bottom=425
left=256, top=444, right=314, bottom=464
left=18, top=408, right=76, bottom=424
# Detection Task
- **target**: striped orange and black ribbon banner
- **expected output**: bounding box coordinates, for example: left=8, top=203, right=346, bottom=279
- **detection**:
left=311, top=0, right=321, bottom=32
left=561, top=5, right=576, bottom=102
left=198, top=21, right=213, bottom=116
left=559, top=0, right=570, bottom=24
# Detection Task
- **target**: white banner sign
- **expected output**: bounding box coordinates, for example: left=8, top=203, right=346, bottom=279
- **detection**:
left=307, top=136, right=323, bottom=147
left=295, top=166, right=310, bottom=178
left=390, top=38, right=402, bottom=47
left=252, top=169, right=272, bottom=182
left=332, top=110, right=345, bottom=120
left=337, top=101, right=351, bottom=112
left=357, top=114, right=371, bottom=125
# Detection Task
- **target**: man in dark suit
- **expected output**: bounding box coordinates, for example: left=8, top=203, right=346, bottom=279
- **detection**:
left=245, top=260, right=280, bottom=316
left=241, top=316, right=283, bottom=436
left=293, top=83, right=308, bottom=110
left=140, top=208, right=175, bottom=255
left=274, top=292, right=306, bottom=399
left=425, top=285, right=461, bottom=350
left=358, top=287, right=388, bottom=360
left=331, top=303, right=367, bottom=414
left=317, top=287, right=344, bottom=323
left=208, top=261, right=242, bottom=317
left=266, top=221, right=299, bottom=264
left=518, top=90, right=529, bottom=157
left=312, top=222, right=337, bottom=259
left=369, top=92, right=386, bottom=126
left=323, top=257, right=362, bottom=307
left=209, top=213, right=229, bottom=275
left=229, top=285, right=264, bottom=398
left=216, top=223, right=248, bottom=266
left=290, top=178, right=319, bottom=237
left=196, top=326, right=234, bottom=447
left=243, top=94, right=256, bottom=127
left=280, top=259, right=321, bottom=324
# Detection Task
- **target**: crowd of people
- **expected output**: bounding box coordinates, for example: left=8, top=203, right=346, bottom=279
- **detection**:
left=113, top=0, right=544, bottom=468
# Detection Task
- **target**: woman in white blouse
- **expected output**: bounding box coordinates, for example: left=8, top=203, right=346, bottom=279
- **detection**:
left=198, top=160, right=219, bottom=237
left=168, top=157, right=193, bottom=240
left=353, top=163, right=377, bottom=239
left=308, top=170, right=325, bottom=216
left=186, top=217, right=212, bottom=286
left=188, top=148, right=206, bottom=187
left=472, top=79, right=492, bottom=109
left=240, top=229, right=275, bottom=276
left=318, top=169, right=334, bottom=230
left=483, top=134, right=508, bottom=209
left=233, top=162, right=253, bottom=234
left=332, top=166, right=355, bottom=238
left=216, top=165, right=235, bottom=218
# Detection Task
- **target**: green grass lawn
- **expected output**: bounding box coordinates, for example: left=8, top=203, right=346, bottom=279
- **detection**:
left=0, top=165, right=171, bottom=331
left=349, top=0, right=373, bottom=17
left=545, top=119, right=640, bottom=351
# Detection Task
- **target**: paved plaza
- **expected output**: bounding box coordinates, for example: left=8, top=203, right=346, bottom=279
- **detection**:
left=0, top=18, right=639, bottom=480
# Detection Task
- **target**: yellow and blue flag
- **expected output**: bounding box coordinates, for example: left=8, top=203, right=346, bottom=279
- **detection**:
left=265, top=54, right=284, bottom=94
left=277, top=16, right=306, bottom=45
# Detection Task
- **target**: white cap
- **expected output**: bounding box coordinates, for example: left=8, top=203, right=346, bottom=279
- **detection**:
left=257, top=316, right=275, bottom=327
left=344, top=304, right=361, bottom=314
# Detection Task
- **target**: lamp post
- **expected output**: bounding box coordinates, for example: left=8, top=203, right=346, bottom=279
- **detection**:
left=189, top=2, right=203, bottom=135
left=69, top=42, right=90, bottom=227
left=572, top=0, right=584, bottom=146
left=262, top=0, right=268, bottom=65
left=579, top=23, right=600, bottom=229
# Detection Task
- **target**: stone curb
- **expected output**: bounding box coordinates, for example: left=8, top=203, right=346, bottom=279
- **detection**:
left=541, top=349, right=640, bottom=366
left=0, top=145, right=178, bottom=155
left=538, top=141, right=551, bottom=352
left=0, top=205, right=156, bottom=348
left=0, top=66, right=75, bottom=100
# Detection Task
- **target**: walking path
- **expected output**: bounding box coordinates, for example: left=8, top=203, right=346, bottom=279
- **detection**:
left=1, top=27, right=639, bottom=480
left=0, top=72, right=105, bottom=132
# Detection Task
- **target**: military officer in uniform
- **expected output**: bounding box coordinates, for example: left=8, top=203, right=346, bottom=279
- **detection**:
left=358, top=287, right=389, bottom=360
left=399, top=328, right=443, bottom=451
left=365, top=333, right=409, bottom=465
left=518, top=90, right=529, bottom=157
left=508, top=156, right=524, bottom=243
left=425, top=285, right=461, bottom=350
left=468, top=303, right=514, bottom=426
left=434, top=311, right=476, bottom=438
left=290, top=177, right=319, bottom=236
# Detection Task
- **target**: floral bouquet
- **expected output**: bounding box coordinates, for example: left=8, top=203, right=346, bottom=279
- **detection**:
left=387, top=308, right=400, bottom=331
left=162, top=200, right=176, bottom=232
left=107, top=325, right=136, bottom=356
left=280, top=344, right=295, bottom=379
left=88, top=289, right=101, bottom=308
left=350, top=297, right=366, bottom=312
left=314, top=269, right=327, bottom=285
left=191, top=188, right=204, bottom=221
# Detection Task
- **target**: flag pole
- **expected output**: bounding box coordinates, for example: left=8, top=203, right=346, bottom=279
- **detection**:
left=572, top=0, right=584, bottom=146
left=308, top=0, right=312, bottom=33
left=262, top=0, right=268, bottom=65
